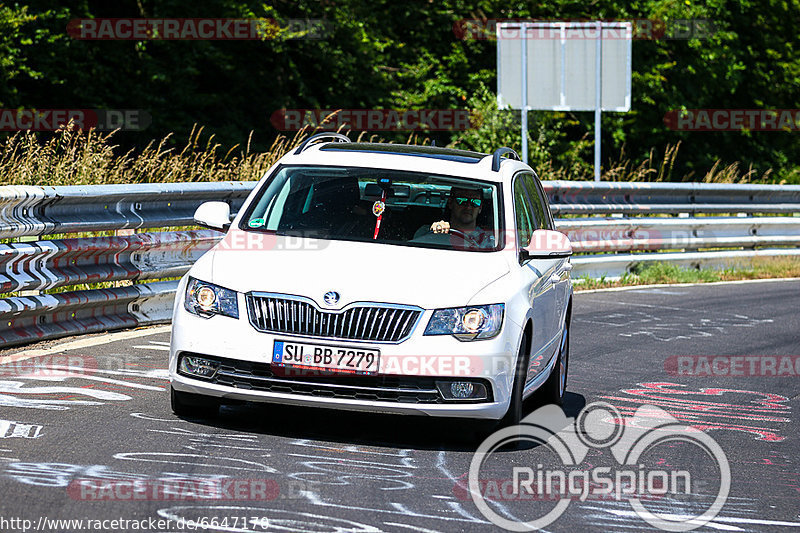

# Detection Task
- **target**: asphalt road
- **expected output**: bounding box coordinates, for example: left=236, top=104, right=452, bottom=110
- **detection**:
left=0, top=279, right=798, bottom=533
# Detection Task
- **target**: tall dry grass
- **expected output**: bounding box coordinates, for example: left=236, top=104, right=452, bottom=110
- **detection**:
left=0, top=110, right=429, bottom=186
left=0, top=120, right=778, bottom=185
left=601, top=142, right=775, bottom=183
left=0, top=125, right=308, bottom=186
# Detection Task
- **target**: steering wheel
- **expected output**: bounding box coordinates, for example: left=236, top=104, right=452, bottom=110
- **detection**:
left=425, top=226, right=475, bottom=245
left=447, top=228, right=470, bottom=241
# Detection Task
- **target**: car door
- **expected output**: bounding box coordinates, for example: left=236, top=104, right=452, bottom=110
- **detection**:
left=524, top=173, right=570, bottom=333
left=519, top=173, right=567, bottom=367
left=512, top=173, right=558, bottom=386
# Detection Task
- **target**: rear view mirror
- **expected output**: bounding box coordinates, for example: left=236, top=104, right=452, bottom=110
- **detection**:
left=520, top=229, right=572, bottom=261
left=364, top=183, right=410, bottom=198
left=194, top=201, right=231, bottom=231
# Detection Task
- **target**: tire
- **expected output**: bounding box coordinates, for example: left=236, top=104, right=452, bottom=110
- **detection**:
left=468, top=332, right=530, bottom=448
left=538, top=321, right=569, bottom=406
left=170, top=385, right=220, bottom=418
left=499, top=331, right=530, bottom=428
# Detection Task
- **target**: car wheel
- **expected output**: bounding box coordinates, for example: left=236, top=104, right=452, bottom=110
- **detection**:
left=499, top=331, right=530, bottom=428
left=468, top=333, right=530, bottom=448
left=170, top=385, right=220, bottom=418
left=539, top=321, right=569, bottom=406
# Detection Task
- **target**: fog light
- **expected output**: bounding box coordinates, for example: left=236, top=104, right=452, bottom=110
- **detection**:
left=451, top=382, right=474, bottom=398
left=436, top=380, right=488, bottom=401
left=179, top=355, right=218, bottom=379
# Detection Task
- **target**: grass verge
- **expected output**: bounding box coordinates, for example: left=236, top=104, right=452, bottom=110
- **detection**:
left=574, top=257, right=800, bottom=291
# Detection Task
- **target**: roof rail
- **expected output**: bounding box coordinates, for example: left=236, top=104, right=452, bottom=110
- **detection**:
left=294, top=133, right=351, bottom=155
left=491, top=147, right=521, bottom=172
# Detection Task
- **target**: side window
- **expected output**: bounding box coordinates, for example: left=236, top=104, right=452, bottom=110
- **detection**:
left=521, top=173, right=549, bottom=230
left=530, top=175, right=555, bottom=230
left=513, top=177, right=534, bottom=248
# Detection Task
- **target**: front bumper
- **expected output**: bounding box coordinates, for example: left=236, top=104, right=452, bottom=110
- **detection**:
left=169, top=297, right=521, bottom=420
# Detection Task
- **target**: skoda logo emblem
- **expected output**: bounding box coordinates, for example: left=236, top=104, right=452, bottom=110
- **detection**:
left=323, top=291, right=340, bottom=306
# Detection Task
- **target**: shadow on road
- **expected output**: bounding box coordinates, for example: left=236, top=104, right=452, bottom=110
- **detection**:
left=175, top=391, right=587, bottom=452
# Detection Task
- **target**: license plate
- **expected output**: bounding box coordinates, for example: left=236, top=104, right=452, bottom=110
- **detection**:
left=272, top=340, right=380, bottom=375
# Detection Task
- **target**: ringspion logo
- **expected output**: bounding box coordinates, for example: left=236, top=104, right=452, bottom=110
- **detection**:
left=469, top=402, right=730, bottom=531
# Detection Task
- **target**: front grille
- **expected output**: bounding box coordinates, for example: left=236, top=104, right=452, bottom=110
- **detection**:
left=178, top=353, right=494, bottom=405
left=182, top=353, right=447, bottom=403
left=245, top=293, right=422, bottom=343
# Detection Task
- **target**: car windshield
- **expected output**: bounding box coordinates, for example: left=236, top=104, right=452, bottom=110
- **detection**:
left=241, top=165, right=502, bottom=252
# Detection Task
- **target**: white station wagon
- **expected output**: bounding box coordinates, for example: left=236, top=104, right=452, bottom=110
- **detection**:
left=169, top=134, right=573, bottom=429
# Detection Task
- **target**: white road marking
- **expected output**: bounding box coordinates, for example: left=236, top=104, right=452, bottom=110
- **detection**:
left=435, top=450, right=516, bottom=525
left=113, top=452, right=279, bottom=473
left=49, top=366, right=169, bottom=380
left=158, top=506, right=384, bottom=533
left=599, top=507, right=800, bottom=529
left=130, top=413, right=178, bottom=422
left=0, top=394, right=102, bottom=410
left=132, top=345, right=171, bottom=351
left=0, top=420, right=42, bottom=439
left=303, top=490, right=487, bottom=524
left=17, top=373, right=163, bottom=391
left=383, top=522, right=443, bottom=533
left=0, top=381, right=130, bottom=400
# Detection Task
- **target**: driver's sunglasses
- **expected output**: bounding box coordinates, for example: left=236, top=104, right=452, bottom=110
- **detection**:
left=455, top=197, right=481, bottom=208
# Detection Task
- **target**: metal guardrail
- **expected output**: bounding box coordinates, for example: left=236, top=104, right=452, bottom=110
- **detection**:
left=0, top=180, right=799, bottom=349
left=0, top=182, right=253, bottom=238
left=545, top=180, right=800, bottom=214
left=0, top=183, right=251, bottom=348
left=0, top=230, right=219, bottom=293
left=558, top=217, right=800, bottom=253
left=0, top=280, right=176, bottom=348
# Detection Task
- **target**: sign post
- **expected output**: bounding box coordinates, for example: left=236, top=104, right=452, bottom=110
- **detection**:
left=594, top=20, right=602, bottom=182
left=521, top=28, right=528, bottom=164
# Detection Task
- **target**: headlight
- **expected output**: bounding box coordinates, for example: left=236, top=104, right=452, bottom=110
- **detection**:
left=424, top=304, right=504, bottom=340
left=184, top=277, right=239, bottom=319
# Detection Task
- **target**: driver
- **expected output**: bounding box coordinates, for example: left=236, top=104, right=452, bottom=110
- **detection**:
left=428, top=187, right=494, bottom=247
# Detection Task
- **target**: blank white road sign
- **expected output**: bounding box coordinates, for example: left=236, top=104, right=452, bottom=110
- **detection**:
left=497, top=22, right=632, bottom=111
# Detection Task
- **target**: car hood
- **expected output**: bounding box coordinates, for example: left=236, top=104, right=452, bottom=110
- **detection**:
left=198, top=231, right=511, bottom=309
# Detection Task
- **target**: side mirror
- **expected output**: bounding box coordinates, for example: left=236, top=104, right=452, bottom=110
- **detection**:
left=520, top=229, right=573, bottom=262
left=194, top=201, right=232, bottom=231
